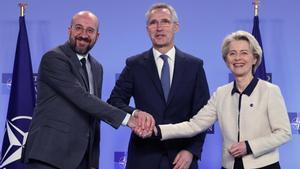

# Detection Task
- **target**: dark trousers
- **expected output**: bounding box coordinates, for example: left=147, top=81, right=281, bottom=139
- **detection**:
left=159, top=154, right=172, bottom=169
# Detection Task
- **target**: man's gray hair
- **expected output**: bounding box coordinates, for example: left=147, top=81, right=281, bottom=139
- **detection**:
left=145, top=3, right=179, bottom=24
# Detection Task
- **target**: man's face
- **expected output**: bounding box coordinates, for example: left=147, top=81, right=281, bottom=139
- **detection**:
left=146, top=8, right=178, bottom=49
left=68, top=13, right=99, bottom=55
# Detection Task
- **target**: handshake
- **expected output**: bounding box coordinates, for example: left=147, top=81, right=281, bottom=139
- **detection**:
left=127, top=110, right=157, bottom=138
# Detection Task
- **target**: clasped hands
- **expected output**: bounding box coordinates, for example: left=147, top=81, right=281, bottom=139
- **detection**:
left=127, top=110, right=156, bottom=138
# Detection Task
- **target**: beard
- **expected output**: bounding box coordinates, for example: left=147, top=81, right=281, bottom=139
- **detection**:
left=69, top=36, right=95, bottom=55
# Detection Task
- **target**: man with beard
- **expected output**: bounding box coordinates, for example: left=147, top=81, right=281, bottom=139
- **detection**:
left=108, top=3, right=210, bottom=169
left=22, top=11, right=154, bottom=169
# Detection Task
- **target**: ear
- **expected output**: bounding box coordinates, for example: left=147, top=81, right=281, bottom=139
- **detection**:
left=146, top=25, right=149, bottom=32
left=225, top=58, right=230, bottom=69
left=173, top=22, right=179, bottom=33
left=253, top=54, right=258, bottom=65
left=68, top=27, right=71, bottom=35
left=96, top=32, right=100, bottom=41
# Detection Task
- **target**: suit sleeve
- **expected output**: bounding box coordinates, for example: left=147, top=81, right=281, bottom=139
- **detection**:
left=159, top=91, right=218, bottom=138
left=184, top=61, right=210, bottom=159
left=107, top=58, right=135, bottom=113
left=39, top=51, right=127, bottom=128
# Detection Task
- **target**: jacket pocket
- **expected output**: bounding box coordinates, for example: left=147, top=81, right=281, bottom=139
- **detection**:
left=43, top=119, right=70, bottom=133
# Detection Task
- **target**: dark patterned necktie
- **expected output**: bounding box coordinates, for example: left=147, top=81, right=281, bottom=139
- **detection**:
left=80, top=58, right=89, bottom=90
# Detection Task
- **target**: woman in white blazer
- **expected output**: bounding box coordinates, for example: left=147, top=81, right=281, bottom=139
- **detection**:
left=143, top=30, right=291, bottom=169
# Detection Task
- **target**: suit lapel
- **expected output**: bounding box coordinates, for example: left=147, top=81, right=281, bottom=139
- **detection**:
left=143, top=50, right=165, bottom=101
left=89, top=55, right=100, bottom=96
left=60, top=42, right=89, bottom=91
left=167, top=48, right=186, bottom=105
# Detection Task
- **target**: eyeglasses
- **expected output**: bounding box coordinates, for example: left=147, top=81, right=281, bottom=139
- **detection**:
left=71, top=24, right=97, bottom=36
left=147, top=19, right=174, bottom=28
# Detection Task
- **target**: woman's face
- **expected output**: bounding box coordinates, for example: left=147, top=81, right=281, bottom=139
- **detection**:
left=226, top=40, right=257, bottom=78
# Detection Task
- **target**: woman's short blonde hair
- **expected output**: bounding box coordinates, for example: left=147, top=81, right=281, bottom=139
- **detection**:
left=221, top=30, right=263, bottom=72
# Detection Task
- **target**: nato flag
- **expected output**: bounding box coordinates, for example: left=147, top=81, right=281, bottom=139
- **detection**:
left=0, top=16, right=35, bottom=169
left=252, top=16, right=268, bottom=81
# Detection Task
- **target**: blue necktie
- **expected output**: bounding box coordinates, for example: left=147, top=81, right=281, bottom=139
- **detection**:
left=160, top=55, right=170, bottom=101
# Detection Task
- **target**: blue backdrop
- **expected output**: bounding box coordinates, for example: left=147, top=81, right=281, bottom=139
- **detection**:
left=1, top=1, right=299, bottom=168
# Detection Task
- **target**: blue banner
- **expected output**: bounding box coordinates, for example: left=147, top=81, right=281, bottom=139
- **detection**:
left=0, top=16, right=35, bottom=168
left=252, top=16, right=268, bottom=81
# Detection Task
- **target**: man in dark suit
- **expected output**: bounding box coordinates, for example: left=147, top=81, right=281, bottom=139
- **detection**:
left=22, top=11, right=153, bottom=169
left=107, top=3, right=210, bottom=169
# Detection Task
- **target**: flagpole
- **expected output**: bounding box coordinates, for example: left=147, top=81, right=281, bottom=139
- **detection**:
left=18, top=3, right=27, bottom=17
left=251, top=0, right=268, bottom=81
left=253, top=0, right=259, bottom=16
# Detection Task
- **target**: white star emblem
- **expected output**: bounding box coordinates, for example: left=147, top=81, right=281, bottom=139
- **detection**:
left=0, top=116, right=31, bottom=168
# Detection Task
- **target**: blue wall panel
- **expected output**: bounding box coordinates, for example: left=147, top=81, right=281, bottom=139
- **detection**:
left=1, top=1, right=299, bottom=168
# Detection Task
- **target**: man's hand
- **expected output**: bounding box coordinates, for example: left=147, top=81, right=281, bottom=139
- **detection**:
left=172, top=150, right=193, bottom=169
left=228, top=141, right=247, bottom=158
left=127, top=115, right=137, bottom=129
left=128, top=110, right=155, bottom=138
left=128, top=115, right=144, bottom=137
left=134, top=110, right=155, bottom=131
left=133, top=110, right=155, bottom=137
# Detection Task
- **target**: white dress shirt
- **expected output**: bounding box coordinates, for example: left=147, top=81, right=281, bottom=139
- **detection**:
left=126, top=47, right=177, bottom=125
left=152, top=46, right=175, bottom=86
left=77, top=54, right=94, bottom=95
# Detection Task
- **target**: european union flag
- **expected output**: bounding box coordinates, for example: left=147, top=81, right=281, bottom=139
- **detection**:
left=0, top=15, right=35, bottom=168
left=252, top=16, right=268, bottom=81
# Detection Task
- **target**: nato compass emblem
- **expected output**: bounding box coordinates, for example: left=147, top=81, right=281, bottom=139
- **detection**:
left=288, top=112, right=300, bottom=135
left=0, top=116, right=32, bottom=168
left=291, top=116, right=300, bottom=134
left=5, top=78, right=12, bottom=90
left=114, top=152, right=127, bottom=169
left=1, top=73, right=12, bottom=95
left=118, top=155, right=126, bottom=169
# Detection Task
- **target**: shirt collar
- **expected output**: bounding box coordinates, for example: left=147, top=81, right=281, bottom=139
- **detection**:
left=231, top=77, right=259, bottom=96
left=152, top=46, right=175, bottom=61
left=76, top=53, right=89, bottom=61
